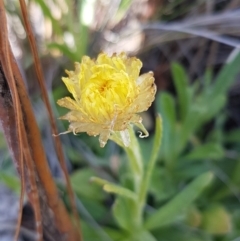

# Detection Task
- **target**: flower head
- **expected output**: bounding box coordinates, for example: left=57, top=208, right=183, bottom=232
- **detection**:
left=57, top=52, right=156, bottom=147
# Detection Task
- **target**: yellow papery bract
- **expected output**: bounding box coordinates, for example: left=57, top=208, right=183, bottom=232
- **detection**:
left=57, top=52, right=156, bottom=147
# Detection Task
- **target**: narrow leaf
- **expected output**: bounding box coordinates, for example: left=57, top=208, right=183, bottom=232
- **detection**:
left=225, top=129, right=240, bottom=143
left=210, top=53, right=240, bottom=97
left=112, top=197, right=136, bottom=231
left=183, top=143, right=224, bottom=161
left=34, top=0, right=62, bottom=35
left=157, top=92, right=176, bottom=161
left=91, top=176, right=137, bottom=200
left=71, top=169, right=105, bottom=201
left=139, top=115, right=163, bottom=206
left=171, top=63, right=189, bottom=121
left=103, top=184, right=137, bottom=200
left=145, top=172, right=213, bottom=230
left=158, top=92, right=176, bottom=130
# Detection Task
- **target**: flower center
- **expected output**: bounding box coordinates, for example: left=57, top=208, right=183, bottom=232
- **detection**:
left=80, top=72, right=138, bottom=124
left=98, top=80, right=111, bottom=95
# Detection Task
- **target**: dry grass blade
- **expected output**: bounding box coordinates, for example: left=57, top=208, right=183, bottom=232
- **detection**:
left=0, top=57, right=60, bottom=241
left=0, top=1, right=25, bottom=240
left=140, top=10, right=240, bottom=51
left=0, top=1, right=80, bottom=240
left=22, top=128, right=43, bottom=241
left=10, top=48, right=80, bottom=240
left=0, top=2, right=42, bottom=239
left=0, top=63, right=26, bottom=241
left=18, top=1, right=82, bottom=239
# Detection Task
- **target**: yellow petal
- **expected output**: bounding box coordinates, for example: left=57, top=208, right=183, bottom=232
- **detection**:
left=59, top=110, right=88, bottom=122
left=125, top=57, right=142, bottom=80
left=62, top=77, right=80, bottom=101
left=130, top=72, right=156, bottom=113
left=68, top=122, right=102, bottom=136
left=114, top=114, right=142, bottom=131
left=99, top=130, right=112, bottom=147
left=57, top=97, right=80, bottom=110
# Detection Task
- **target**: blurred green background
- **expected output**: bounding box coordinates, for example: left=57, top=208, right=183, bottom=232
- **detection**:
left=1, top=0, right=240, bottom=241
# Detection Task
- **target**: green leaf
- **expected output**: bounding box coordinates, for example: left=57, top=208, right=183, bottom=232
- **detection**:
left=119, top=0, right=133, bottom=11
left=157, top=92, right=176, bottom=161
left=202, top=95, right=227, bottom=122
left=158, top=92, right=176, bottom=130
left=210, top=53, right=240, bottom=97
left=104, top=227, right=129, bottom=240
left=137, top=231, right=157, bottom=241
left=203, top=69, right=213, bottom=87
left=225, top=129, right=240, bottom=143
left=171, top=63, right=189, bottom=121
left=144, top=172, right=213, bottom=230
left=70, top=168, right=105, bottom=201
left=103, top=184, right=137, bottom=200
left=112, top=197, right=136, bottom=231
left=139, top=115, right=163, bottom=206
left=0, top=172, right=20, bottom=194
left=131, top=231, right=157, bottom=241
left=148, top=115, right=163, bottom=170
left=34, top=0, right=62, bottom=35
left=91, top=176, right=137, bottom=200
left=75, top=24, right=88, bottom=59
left=177, top=163, right=210, bottom=179
left=80, top=197, right=107, bottom=221
left=201, top=204, right=232, bottom=235
left=185, top=205, right=202, bottom=228
left=178, top=95, right=225, bottom=149
left=153, top=226, right=211, bottom=241
left=89, top=176, right=111, bottom=186
left=149, top=168, right=176, bottom=202
left=182, top=143, right=224, bottom=161
left=176, top=108, right=202, bottom=154
left=81, top=220, right=111, bottom=241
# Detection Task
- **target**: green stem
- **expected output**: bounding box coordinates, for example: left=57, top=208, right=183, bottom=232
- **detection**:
left=112, top=126, right=143, bottom=193
left=110, top=117, right=162, bottom=230
left=139, top=115, right=163, bottom=212
left=111, top=125, right=144, bottom=229
left=127, top=116, right=162, bottom=229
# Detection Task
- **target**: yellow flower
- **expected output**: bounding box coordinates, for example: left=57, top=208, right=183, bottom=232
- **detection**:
left=57, top=52, right=156, bottom=147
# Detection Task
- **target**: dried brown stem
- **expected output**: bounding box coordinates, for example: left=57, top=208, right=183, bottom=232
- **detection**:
left=0, top=62, right=26, bottom=241
left=0, top=1, right=25, bottom=239
left=10, top=49, right=79, bottom=240
left=0, top=1, right=80, bottom=240
left=18, top=1, right=82, bottom=239
left=0, top=60, right=59, bottom=241
left=22, top=128, right=43, bottom=241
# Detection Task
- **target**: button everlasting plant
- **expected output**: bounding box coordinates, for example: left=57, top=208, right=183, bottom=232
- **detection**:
left=57, top=52, right=163, bottom=239
left=57, top=52, right=156, bottom=147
